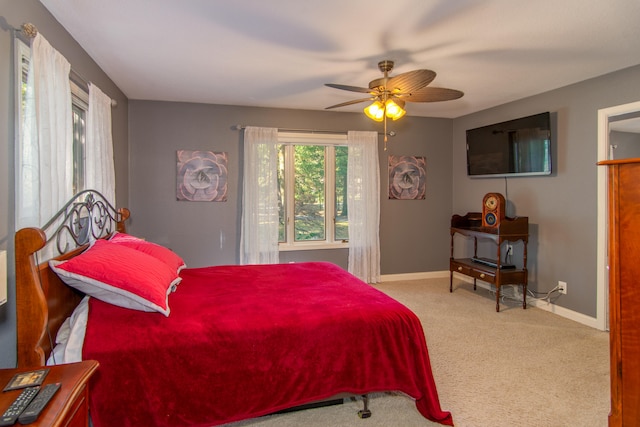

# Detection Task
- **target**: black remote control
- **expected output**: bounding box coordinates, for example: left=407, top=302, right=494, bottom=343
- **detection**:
left=17, top=383, right=60, bottom=425
left=0, top=386, right=40, bottom=426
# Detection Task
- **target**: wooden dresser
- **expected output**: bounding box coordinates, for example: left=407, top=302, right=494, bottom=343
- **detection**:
left=599, top=158, right=640, bottom=426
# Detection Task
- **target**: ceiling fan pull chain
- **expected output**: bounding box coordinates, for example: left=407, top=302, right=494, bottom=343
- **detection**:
left=384, top=114, right=388, bottom=150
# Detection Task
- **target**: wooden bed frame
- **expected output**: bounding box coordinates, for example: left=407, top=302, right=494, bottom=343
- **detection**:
left=15, top=190, right=129, bottom=368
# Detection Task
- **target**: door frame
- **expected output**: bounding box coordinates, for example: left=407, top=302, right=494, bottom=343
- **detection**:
left=596, top=100, right=640, bottom=331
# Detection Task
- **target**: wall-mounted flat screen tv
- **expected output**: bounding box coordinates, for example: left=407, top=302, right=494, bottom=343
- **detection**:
left=466, top=112, right=552, bottom=178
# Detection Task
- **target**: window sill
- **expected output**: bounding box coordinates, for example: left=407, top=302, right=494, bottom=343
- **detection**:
left=279, top=242, right=349, bottom=251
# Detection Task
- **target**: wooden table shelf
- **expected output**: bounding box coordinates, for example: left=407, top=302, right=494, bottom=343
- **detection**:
left=449, top=212, right=529, bottom=312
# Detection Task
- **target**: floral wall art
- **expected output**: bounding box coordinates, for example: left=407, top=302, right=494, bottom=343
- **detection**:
left=388, top=155, right=426, bottom=200
left=177, top=150, right=228, bottom=202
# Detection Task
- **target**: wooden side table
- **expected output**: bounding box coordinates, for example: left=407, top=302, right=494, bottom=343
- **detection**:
left=0, top=360, right=98, bottom=427
left=449, top=212, right=529, bottom=312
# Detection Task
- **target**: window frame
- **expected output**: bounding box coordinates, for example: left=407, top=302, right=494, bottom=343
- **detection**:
left=277, top=132, right=349, bottom=251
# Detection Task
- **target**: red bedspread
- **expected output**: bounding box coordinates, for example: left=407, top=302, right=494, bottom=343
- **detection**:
left=83, top=262, right=453, bottom=426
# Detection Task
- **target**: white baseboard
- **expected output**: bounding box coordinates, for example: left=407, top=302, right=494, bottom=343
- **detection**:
left=526, top=297, right=600, bottom=329
left=381, top=271, right=449, bottom=282
left=381, top=270, right=600, bottom=330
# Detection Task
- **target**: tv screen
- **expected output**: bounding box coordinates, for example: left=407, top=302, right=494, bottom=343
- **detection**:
left=466, top=112, right=552, bottom=178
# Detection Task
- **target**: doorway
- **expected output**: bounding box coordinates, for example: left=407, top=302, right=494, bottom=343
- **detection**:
left=596, top=100, right=640, bottom=331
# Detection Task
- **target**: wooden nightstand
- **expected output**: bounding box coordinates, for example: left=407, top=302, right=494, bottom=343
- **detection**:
left=0, top=360, right=98, bottom=427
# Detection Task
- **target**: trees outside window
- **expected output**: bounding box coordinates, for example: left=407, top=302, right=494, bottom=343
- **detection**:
left=278, top=133, right=348, bottom=250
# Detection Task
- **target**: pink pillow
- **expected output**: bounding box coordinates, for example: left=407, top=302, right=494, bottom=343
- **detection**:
left=50, top=239, right=180, bottom=316
left=109, top=232, right=186, bottom=274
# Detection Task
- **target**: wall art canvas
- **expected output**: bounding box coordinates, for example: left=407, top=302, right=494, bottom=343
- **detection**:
left=388, top=155, right=426, bottom=200
left=177, top=150, right=228, bottom=202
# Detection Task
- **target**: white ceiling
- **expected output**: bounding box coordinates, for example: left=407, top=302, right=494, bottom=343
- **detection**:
left=610, top=118, right=640, bottom=134
left=39, top=0, right=640, bottom=119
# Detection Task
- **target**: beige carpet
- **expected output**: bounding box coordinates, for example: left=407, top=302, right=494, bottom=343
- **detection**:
left=226, top=277, right=610, bottom=427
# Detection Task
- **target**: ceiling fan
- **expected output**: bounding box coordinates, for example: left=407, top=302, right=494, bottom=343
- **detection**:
left=325, top=60, right=463, bottom=146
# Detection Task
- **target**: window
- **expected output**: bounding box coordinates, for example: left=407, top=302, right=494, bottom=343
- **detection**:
left=277, top=132, right=349, bottom=250
left=16, top=38, right=30, bottom=145
left=70, top=82, right=88, bottom=194
left=16, top=38, right=88, bottom=195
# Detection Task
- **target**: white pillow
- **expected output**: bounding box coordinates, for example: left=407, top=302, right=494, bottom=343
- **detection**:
left=47, top=296, right=89, bottom=365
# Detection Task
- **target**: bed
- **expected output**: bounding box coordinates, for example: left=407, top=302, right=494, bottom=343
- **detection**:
left=15, top=190, right=453, bottom=426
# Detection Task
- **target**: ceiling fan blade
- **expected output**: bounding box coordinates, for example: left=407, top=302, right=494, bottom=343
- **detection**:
left=386, top=69, right=437, bottom=93
left=325, top=83, right=374, bottom=94
left=401, top=87, right=464, bottom=102
left=325, top=97, right=374, bottom=109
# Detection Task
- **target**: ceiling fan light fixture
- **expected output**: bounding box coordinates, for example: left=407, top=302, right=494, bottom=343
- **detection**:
left=385, top=99, right=406, bottom=120
left=326, top=59, right=463, bottom=136
left=364, top=100, right=385, bottom=122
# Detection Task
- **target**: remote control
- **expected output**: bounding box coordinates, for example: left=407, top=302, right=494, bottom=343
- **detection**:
left=0, top=386, right=40, bottom=426
left=17, top=383, right=60, bottom=425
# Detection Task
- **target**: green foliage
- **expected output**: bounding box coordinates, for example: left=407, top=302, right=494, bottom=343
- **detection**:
left=294, top=145, right=324, bottom=240
left=294, top=145, right=325, bottom=208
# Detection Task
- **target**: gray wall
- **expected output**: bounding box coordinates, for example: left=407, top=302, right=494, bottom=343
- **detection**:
left=452, top=65, right=640, bottom=317
left=0, top=0, right=129, bottom=368
left=128, top=101, right=454, bottom=273
left=3, top=0, right=640, bottom=369
left=611, top=130, right=640, bottom=159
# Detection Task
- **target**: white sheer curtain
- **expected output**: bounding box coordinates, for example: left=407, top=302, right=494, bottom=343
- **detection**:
left=240, top=126, right=280, bottom=265
left=16, top=33, right=72, bottom=230
left=86, top=83, right=116, bottom=204
left=347, top=131, right=380, bottom=283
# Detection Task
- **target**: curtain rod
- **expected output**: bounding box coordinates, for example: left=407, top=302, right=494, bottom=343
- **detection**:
left=13, top=22, right=118, bottom=108
left=233, top=125, right=395, bottom=137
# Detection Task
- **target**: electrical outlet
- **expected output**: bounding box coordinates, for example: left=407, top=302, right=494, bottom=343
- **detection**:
left=558, top=281, right=567, bottom=295
left=506, top=244, right=513, bottom=254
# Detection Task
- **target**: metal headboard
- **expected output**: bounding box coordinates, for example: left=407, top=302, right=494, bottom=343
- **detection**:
left=39, top=190, right=125, bottom=256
